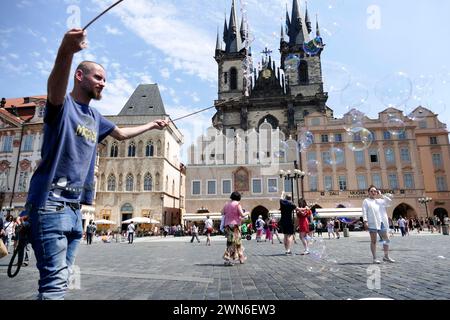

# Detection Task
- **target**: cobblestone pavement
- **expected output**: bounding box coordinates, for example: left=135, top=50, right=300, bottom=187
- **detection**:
left=1, top=231, right=449, bottom=300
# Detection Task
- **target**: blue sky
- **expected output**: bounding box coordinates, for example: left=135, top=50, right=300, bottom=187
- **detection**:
left=1, top=0, right=450, bottom=162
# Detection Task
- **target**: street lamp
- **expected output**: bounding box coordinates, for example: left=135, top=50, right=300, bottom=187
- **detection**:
left=418, top=196, right=432, bottom=219
left=279, top=168, right=305, bottom=205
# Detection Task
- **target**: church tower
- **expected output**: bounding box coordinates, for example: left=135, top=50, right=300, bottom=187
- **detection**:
left=213, top=0, right=331, bottom=136
left=214, top=0, right=249, bottom=102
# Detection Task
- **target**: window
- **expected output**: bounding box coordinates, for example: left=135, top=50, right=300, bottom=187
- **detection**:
left=309, top=175, right=318, bottom=192
left=388, top=173, right=398, bottom=189
left=432, top=154, right=442, bottom=169
left=383, top=131, right=391, bottom=140
left=222, top=179, right=231, bottom=194
left=310, top=118, right=320, bottom=126
left=192, top=181, right=201, bottom=195
left=145, top=142, right=154, bottom=157
left=357, top=175, right=367, bottom=190
left=299, top=60, right=308, bottom=84
left=144, top=173, right=153, bottom=191
left=324, top=176, right=333, bottom=191
left=398, top=131, right=407, bottom=140
left=354, top=151, right=365, bottom=165
left=22, top=135, right=34, bottom=152
left=430, top=136, right=438, bottom=145
left=110, top=142, right=118, bottom=157
left=333, top=133, right=343, bottom=142
left=372, top=173, right=382, bottom=189
left=436, top=176, right=447, bottom=191
left=230, top=68, right=238, bottom=90
left=322, top=151, right=331, bottom=165
left=385, top=148, right=395, bottom=163
left=283, top=179, right=292, bottom=193
left=207, top=180, right=216, bottom=195
left=307, top=152, right=317, bottom=161
left=267, top=178, right=278, bottom=193
left=400, top=148, right=411, bottom=162
left=338, top=175, right=347, bottom=191
left=107, top=174, right=116, bottom=191
left=252, top=179, right=262, bottom=194
left=419, top=120, right=427, bottom=129
left=126, top=174, right=134, bottom=191
left=224, top=72, right=228, bottom=84
left=128, top=141, right=136, bottom=157
left=2, top=136, right=12, bottom=152
left=369, top=150, right=379, bottom=163
left=18, top=171, right=29, bottom=192
left=403, top=173, right=414, bottom=189
left=321, top=135, right=329, bottom=143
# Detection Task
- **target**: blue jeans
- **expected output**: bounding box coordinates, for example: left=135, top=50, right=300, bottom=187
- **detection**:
left=28, top=200, right=82, bottom=300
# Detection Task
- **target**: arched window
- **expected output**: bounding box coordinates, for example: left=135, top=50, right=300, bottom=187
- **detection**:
left=165, top=175, right=169, bottom=191
left=230, top=67, right=238, bottom=90
left=299, top=60, right=308, bottom=84
left=146, top=142, right=154, bottom=157
left=128, top=141, right=136, bottom=157
left=144, top=173, right=153, bottom=191
left=110, top=142, right=118, bottom=157
left=155, top=173, right=160, bottom=190
left=166, top=142, right=170, bottom=158
left=126, top=174, right=134, bottom=191
left=172, top=179, right=175, bottom=195
left=107, top=174, right=116, bottom=191
left=157, top=140, right=162, bottom=156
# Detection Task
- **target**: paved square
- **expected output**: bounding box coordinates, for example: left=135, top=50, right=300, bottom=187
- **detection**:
left=1, top=231, right=449, bottom=300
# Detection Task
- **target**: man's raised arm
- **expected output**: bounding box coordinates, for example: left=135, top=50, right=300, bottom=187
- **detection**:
left=47, top=29, right=87, bottom=106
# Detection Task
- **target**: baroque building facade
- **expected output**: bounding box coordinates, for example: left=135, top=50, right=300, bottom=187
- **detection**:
left=184, top=0, right=450, bottom=224
left=95, top=84, right=185, bottom=230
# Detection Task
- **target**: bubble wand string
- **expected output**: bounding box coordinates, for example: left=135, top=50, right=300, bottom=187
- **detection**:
left=171, top=97, right=241, bottom=123
left=82, top=0, right=125, bottom=31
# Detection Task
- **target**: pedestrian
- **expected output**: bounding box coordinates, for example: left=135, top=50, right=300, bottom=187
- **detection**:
left=334, top=218, right=341, bottom=239
left=86, top=220, right=95, bottom=245
left=297, top=198, right=312, bottom=255
left=279, top=192, right=299, bottom=255
left=362, top=186, right=395, bottom=264
left=270, top=216, right=282, bottom=244
left=326, top=219, right=335, bottom=239
left=221, top=191, right=247, bottom=266
left=398, top=216, right=406, bottom=236
left=204, top=215, right=213, bottom=246
left=3, top=215, right=14, bottom=253
left=316, top=221, right=323, bottom=237
left=127, top=221, right=136, bottom=244
left=264, top=217, right=272, bottom=242
left=14, top=28, right=168, bottom=299
left=190, top=222, right=200, bottom=243
left=255, top=215, right=265, bottom=242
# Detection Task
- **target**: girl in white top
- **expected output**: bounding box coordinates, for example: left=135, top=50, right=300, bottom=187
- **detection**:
left=362, top=185, right=395, bottom=264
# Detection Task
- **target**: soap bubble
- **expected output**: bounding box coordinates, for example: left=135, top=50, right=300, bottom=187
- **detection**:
left=386, top=115, right=406, bottom=136
left=347, top=127, right=373, bottom=151
left=344, top=109, right=365, bottom=131
left=298, top=131, right=314, bottom=151
left=340, top=82, right=369, bottom=109
left=375, top=72, right=413, bottom=107
left=284, top=54, right=300, bottom=72
left=306, top=160, right=320, bottom=177
left=303, top=36, right=324, bottom=55
left=329, top=147, right=345, bottom=165
left=322, top=61, right=351, bottom=93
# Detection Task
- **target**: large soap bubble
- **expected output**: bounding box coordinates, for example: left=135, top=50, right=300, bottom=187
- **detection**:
left=346, top=127, right=373, bottom=151
left=375, top=72, right=413, bottom=107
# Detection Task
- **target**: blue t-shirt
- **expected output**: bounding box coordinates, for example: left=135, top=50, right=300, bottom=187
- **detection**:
left=27, top=95, right=116, bottom=208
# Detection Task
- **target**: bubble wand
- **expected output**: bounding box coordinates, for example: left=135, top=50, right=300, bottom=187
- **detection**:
left=82, top=0, right=125, bottom=31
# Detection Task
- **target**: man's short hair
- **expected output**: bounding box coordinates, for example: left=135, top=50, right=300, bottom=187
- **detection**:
left=75, top=61, right=105, bottom=75
left=285, top=194, right=292, bottom=201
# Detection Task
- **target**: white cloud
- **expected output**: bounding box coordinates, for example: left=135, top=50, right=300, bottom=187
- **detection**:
left=105, top=25, right=123, bottom=35
left=91, top=75, right=135, bottom=115
left=175, top=78, right=183, bottom=83
left=9, top=53, right=19, bottom=59
left=160, top=68, right=170, bottom=80
left=17, top=0, right=32, bottom=8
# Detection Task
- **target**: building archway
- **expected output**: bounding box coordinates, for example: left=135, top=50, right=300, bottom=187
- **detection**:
left=251, top=206, right=269, bottom=227
left=392, top=203, right=416, bottom=219
left=121, top=203, right=134, bottom=232
left=434, top=207, right=448, bottom=221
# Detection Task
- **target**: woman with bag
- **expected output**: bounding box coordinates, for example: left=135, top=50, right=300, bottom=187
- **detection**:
left=297, top=199, right=312, bottom=255
left=221, top=191, right=247, bottom=266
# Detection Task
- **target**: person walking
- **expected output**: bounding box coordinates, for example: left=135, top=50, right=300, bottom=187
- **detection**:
left=270, top=216, right=282, bottom=244
left=398, top=216, right=406, bottom=237
left=279, top=192, right=299, bottom=255
left=255, top=215, right=265, bottom=242
left=221, top=191, right=247, bottom=266
left=14, top=28, right=168, bottom=299
left=204, top=215, right=213, bottom=246
left=297, top=199, right=312, bottom=255
left=362, top=186, right=395, bottom=264
left=190, top=222, right=200, bottom=243
left=127, top=221, right=136, bottom=244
